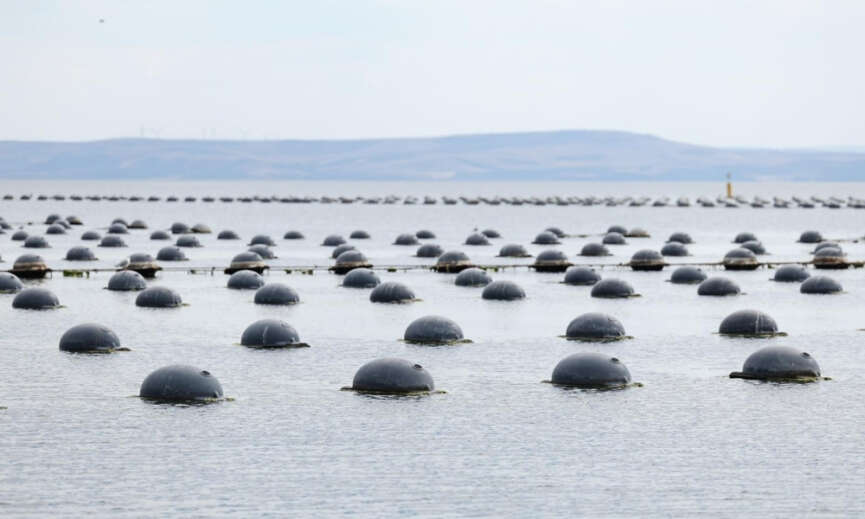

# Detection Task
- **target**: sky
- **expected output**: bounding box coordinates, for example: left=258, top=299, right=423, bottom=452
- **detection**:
left=1, top=0, right=864, bottom=148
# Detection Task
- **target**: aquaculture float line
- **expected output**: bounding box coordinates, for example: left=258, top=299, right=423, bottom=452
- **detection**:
left=7, top=259, right=865, bottom=279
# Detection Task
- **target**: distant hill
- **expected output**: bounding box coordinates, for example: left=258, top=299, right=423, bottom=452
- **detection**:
left=0, top=130, right=863, bottom=181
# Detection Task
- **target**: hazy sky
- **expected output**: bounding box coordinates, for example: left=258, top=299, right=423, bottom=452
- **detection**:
left=2, top=0, right=864, bottom=148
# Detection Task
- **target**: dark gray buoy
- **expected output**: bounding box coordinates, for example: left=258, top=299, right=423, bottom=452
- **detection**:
left=0, top=272, right=23, bottom=293
left=729, top=346, right=821, bottom=381
left=532, top=231, right=560, bottom=245
left=740, top=240, right=766, bottom=255
left=579, top=243, right=610, bottom=257
left=497, top=243, right=531, bottom=257
left=107, top=270, right=147, bottom=291
left=719, top=309, right=780, bottom=337
left=45, top=214, right=62, bottom=224
left=403, top=315, right=465, bottom=344
left=590, top=278, right=635, bottom=298
left=733, top=232, right=758, bottom=244
left=772, top=265, right=810, bottom=282
left=369, top=282, right=416, bottom=303
left=607, top=225, right=627, bottom=234
left=99, top=235, right=127, bottom=248
left=464, top=233, right=490, bottom=246
left=813, top=242, right=839, bottom=253
left=660, top=242, right=689, bottom=257
left=59, top=323, right=122, bottom=353
left=563, top=267, right=601, bottom=286
left=150, top=230, right=171, bottom=240
left=322, top=234, right=346, bottom=246
left=170, top=222, right=190, bottom=234
left=191, top=223, right=211, bottom=234
left=175, top=235, right=202, bottom=248
left=723, top=248, right=759, bottom=270
left=139, top=365, right=223, bottom=402
left=545, top=226, right=566, bottom=238
left=129, top=219, right=148, bottom=229
left=416, top=243, right=444, bottom=258
left=227, top=269, right=265, bottom=289
left=350, top=358, right=435, bottom=394
left=798, top=230, right=823, bottom=243
left=667, top=232, right=693, bottom=244
left=342, top=268, right=380, bottom=288
left=813, top=246, right=848, bottom=269
left=254, top=283, right=300, bottom=305
left=135, top=286, right=182, bottom=308
left=12, top=287, right=60, bottom=309
left=248, top=244, right=275, bottom=259
left=156, top=246, right=187, bottom=261
left=800, top=275, right=842, bottom=294
left=125, top=253, right=162, bottom=278
left=107, top=223, right=128, bottom=234
left=218, top=230, right=240, bottom=240
left=481, top=229, right=501, bottom=238
left=330, top=244, right=356, bottom=259
left=81, top=230, right=101, bottom=241
left=433, top=250, right=473, bottom=273
left=602, top=232, right=626, bottom=245
left=629, top=249, right=665, bottom=271
left=350, top=230, right=370, bottom=239
left=46, top=224, right=66, bottom=235
left=394, top=233, right=419, bottom=246
left=551, top=353, right=632, bottom=389
left=332, top=250, right=372, bottom=274
left=249, top=234, right=275, bottom=246
left=670, top=266, right=707, bottom=284
left=532, top=249, right=572, bottom=272
left=11, top=230, right=28, bottom=241
left=415, top=230, right=436, bottom=239
left=454, top=267, right=492, bottom=287
left=697, top=277, right=741, bottom=296
left=65, top=246, right=97, bottom=261
left=565, top=313, right=627, bottom=341
left=11, top=254, right=50, bottom=279
left=283, top=230, right=304, bottom=240
left=481, top=280, right=526, bottom=301
left=23, top=235, right=50, bottom=248
left=241, top=319, right=308, bottom=348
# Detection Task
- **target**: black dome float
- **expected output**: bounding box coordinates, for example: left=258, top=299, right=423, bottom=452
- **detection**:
left=23, top=235, right=50, bottom=248
left=722, top=248, right=759, bottom=270
left=99, top=235, right=127, bottom=248
left=697, top=277, right=741, bottom=296
left=150, top=230, right=171, bottom=240
left=331, top=250, right=372, bottom=275
left=135, top=286, right=183, bottom=308
left=464, top=233, right=490, bottom=246
left=107, top=270, right=147, bottom=291
left=798, top=230, right=823, bottom=243
left=156, top=246, right=188, bottom=262
left=563, top=267, right=601, bottom=286
left=564, top=313, right=629, bottom=342
left=532, top=231, right=560, bottom=245
left=0, top=272, right=24, bottom=293
left=772, top=265, right=810, bottom=282
left=330, top=244, right=356, bottom=259
left=124, top=253, right=162, bottom=278
left=667, top=232, right=693, bottom=244
left=669, top=266, right=706, bottom=284
left=800, top=275, right=842, bottom=294
left=282, top=230, right=304, bottom=240
left=629, top=249, right=666, bottom=271
left=733, top=231, right=758, bottom=244
left=349, top=230, right=370, bottom=239
left=415, top=229, right=436, bottom=239
left=12, top=287, right=60, bottom=310
left=107, top=223, right=128, bottom=234
left=718, top=310, right=782, bottom=337
left=254, top=283, right=300, bottom=305
left=170, top=222, right=190, bottom=235
left=813, top=246, right=848, bottom=270
left=217, top=230, right=240, bottom=240
left=139, top=365, right=224, bottom=402
left=10, top=254, right=50, bottom=279
left=416, top=243, right=444, bottom=258
left=602, top=232, right=626, bottom=245
left=227, top=270, right=265, bottom=290
left=531, top=249, right=572, bottom=273
left=590, top=278, right=636, bottom=298
left=322, top=234, right=346, bottom=247
left=248, top=244, right=276, bottom=259
left=241, top=319, right=309, bottom=348
left=342, top=268, right=380, bottom=288
left=403, top=315, right=468, bottom=345
left=369, top=282, right=416, bottom=303
left=729, top=346, right=822, bottom=382
left=347, top=358, right=435, bottom=394
left=65, top=246, right=97, bottom=261
left=59, top=323, right=123, bottom=353
left=175, top=235, right=202, bottom=248
left=579, top=243, right=611, bottom=257
left=481, top=280, right=526, bottom=301
left=550, top=352, right=633, bottom=389
left=606, top=225, right=627, bottom=235
left=81, top=230, right=101, bottom=241
left=433, top=250, right=474, bottom=273
left=249, top=234, right=276, bottom=246
left=454, top=267, right=492, bottom=287
left=393, top=233, right=419, bottom=246
left=740, top=240, right=766, bottom=255
left=481, top=229, right=501, bottom=238
left=497, top=243, right=531, bottom=258
left=660, top=242, right=689, bottom=257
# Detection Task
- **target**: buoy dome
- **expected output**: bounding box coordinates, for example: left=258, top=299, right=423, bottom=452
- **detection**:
left=99, top=235, right=127, bottom=248
left=415, top=229, right=436, bottom=239
left=241, top=319, right=305, bottom=348
left=11, top=230, right=28, bottom=241
left=606, top=225, right=627, bottom=234
left=416, top=243, right=444, bottom=257
left=565, top=313, right=626, bottom=340
left=481, top=228, right=501, bottom=238
left=434, top=250, right=472, bottom=272
left=660, top=242, right=689, bottom=257
left=454, top=267, right=492, bottom=287
left=135, top=286, right=182, bottom=308
left=156, top=246, right=187, bottom=261
left=403, top=315, right=465, bottom=344
left=191, top=223, right=211, bottom=234
left=23, top=235, right=50, bottom=248
left=218, top=229, right=240, bottom=240
left=249, top=234, right=275, bottom=246
left=81, top=230, right=101, bottom=240
left=322, top=234, right=346, bottom=246
left=798, top=230, right=823, bottom=243
left=46, top=224, right=66, bottom=235
left=175, top=235, right=202, bottom=248
left=107, top=223, right=128, bottom=234
left=667, top=232, right=693, bottom=244
left=369, top=282, right=415, bottom=303
left=697, top=277, right=741, bottom=296
left=0, top=272, right=24, bottom=293
left=349, top=230, right=370, bottom=239
left=670, top=266, right=706, bottom=284
left=12, top=287, right=60, bottom=309
left=254, top=283, right=300, bottom=305
left=498, top=243, right=530, bottom=257
left=139, top=365, right=224, bottom=402
left=481, top=280, right=526, bottom=301
left=800, top=275, right=842, bottom=294
left=545, top=226, right=566, bottom=238
left=248, top=244, right=275, bottom=259
left=773, top=265, right=810, bottom=282
left=533, top=231, right=560, bottom=245
left=283, top=230, right=304, bottom=240
left=733, top=232, right=758, bottom=243
left=227, top=269, right=265, bottom=289
left=590, top=278, right=635, bottom=298
left=580, top=243, right=610, bottom=257
left=65, top=246, right=97, bottom=261
left=740, top=240, right=766, bottom=255
left=170, top=222, right=190, bottom=234
left=563, top=266, right=601, bottom=285
left=464, top=233, right=490, bottom=246
left=330, top=244, right=356, bottom=259
left=342, top=268, right=380, bottom=288
left=107, top=270, right=147, bottom=291
left=602, top=232, right=626, bottom=245
left=150, top=230, right=171, bottom=240
left=551, top=353, right=632, bottom=388
left=59, top=323, right=121, bottom=353
left=731, top=346, right=820, bottom=381
left=351, top=358, right=435, bottom=393
left=394, top=233, right=419, bottom=245
left=719, top=309, right=779, bottom=336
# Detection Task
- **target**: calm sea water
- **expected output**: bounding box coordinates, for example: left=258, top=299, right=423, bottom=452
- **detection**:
left=1, top=181, right=864, bottom=517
